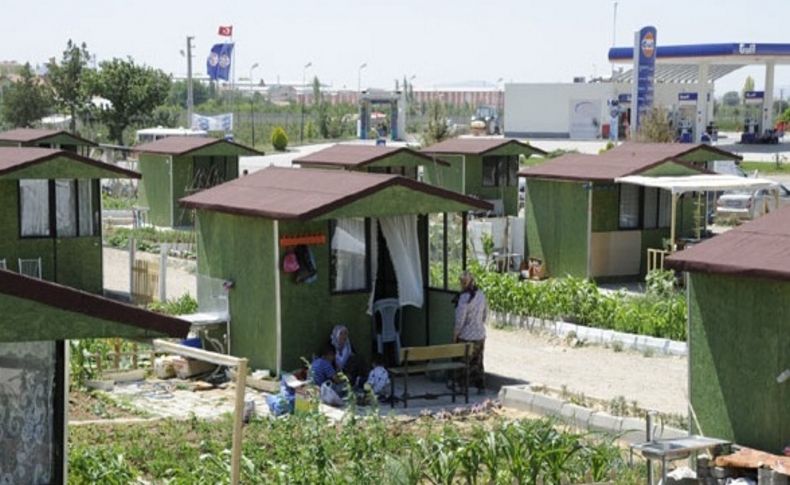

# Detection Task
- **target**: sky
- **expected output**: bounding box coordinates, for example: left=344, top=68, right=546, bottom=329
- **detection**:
left=3, top=0, right=790, bottom=96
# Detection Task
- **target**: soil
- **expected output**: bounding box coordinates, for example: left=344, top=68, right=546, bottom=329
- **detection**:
left=69, top=389, right=143, bottom=422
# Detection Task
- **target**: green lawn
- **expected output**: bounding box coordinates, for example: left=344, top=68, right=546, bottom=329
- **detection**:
left=740, top=160, right=790, bottom=175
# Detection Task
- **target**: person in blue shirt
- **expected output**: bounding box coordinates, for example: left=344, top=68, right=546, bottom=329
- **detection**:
left=310, top=344, right=340, bottom=387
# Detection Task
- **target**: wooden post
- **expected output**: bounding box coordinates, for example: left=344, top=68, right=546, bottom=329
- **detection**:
left=159, top=243, right=168, bottom=302
left=230, top=358, right=248, bottom=485
left=669, top=193, right=678, bottom=251
left=129, top=238, right=136, bottom=299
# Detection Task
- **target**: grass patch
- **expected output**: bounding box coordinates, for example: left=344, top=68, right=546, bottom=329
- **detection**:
left=740, top=160, right=790, bottom=175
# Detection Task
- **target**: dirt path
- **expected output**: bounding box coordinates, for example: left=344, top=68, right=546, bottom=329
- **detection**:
left=103, top=247, right=197, bottom=299
left=485, top=326, right=688, bottom=415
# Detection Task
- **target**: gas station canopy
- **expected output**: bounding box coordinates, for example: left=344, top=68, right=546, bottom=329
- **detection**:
left=608, top=43, right=790, bottom=65
left=612, top=64, right=743, bottom=84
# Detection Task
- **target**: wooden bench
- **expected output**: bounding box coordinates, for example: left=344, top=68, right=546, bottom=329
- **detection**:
left=388, top=342, right=471, bottom=408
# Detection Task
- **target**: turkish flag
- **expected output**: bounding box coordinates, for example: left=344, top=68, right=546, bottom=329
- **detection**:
left=218, top=25, right=233, bottom=37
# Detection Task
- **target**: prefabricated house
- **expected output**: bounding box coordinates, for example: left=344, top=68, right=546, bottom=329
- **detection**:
left=134, top=136, right=261, bottom=228
left=0, top=269, right=188, bottom=484
left=519, top=143, right=749, bottom=280
left=292, top=144, right=449, bottom=179
left=666, top=207, right=790, bottom=453
left=180, top=167, right=490, bottom=373
left=421, top=138, right=547, bottom=216
left=0, top=128, right=96, bottom=156
left=0, top=147, right=139, bottom=293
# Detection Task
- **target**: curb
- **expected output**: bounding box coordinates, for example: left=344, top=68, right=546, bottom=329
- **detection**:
left=499, top=384, right=687, bottom=444
left=490, top=311, right=687, bottom=356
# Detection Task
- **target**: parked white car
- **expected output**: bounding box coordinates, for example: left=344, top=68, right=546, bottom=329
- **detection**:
left=716, top=183, right=790, bottom=220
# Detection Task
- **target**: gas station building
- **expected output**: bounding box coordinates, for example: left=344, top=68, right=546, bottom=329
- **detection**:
left=505, top=42, right=790, bottom=141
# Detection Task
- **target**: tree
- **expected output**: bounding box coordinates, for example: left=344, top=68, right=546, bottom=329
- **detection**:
left=637, top=107, right=674, bottom=142
left=1, top=63, right=50, bottom=127
left=89, top=58, right=171, bottom=145
left=167, top=79, right=210, bottom=108
left=741, top=76, right=755, bottom=101
left=47, top=40, right=93, bottom=133
left=421, top=100, right=451, bottom=145
left=722, top=91, right=740, bottom=107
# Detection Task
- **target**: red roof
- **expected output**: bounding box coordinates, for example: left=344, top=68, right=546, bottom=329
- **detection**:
left=0, top=128, right=96, bottom=146
left=0, top=147, right=140, bottom=178
left=666, top=206, right=790, bottom=282
left=134, top=136, right=262, bottom=156
left=518, top=143, right=732, bottom=181
left=180, top=167, right=491, bottom=220
left=293, top=144, right=449, bottom=167
left=422, top=138, right=547, bottom=156
left=0, top=269, right=189, bottom=339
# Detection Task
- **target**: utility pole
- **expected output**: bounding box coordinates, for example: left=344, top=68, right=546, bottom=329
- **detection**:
left=300, top=62, right=312, bottom=143
left=611, top=2, right=618, bottom=78
left=186, top=36, right=195, bottom=127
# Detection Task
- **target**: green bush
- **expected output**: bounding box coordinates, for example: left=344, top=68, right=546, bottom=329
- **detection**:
left=472, top=266, right=687, bottom=341
left=147, top=293, right=198, bottom=316
left=271, top=126, right=288, bottom=151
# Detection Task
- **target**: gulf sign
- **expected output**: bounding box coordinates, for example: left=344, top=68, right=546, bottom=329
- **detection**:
left=641, top=31, right=656, bottom=58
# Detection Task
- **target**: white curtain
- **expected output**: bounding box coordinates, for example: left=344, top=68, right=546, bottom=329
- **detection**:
left=78, top=179, right=93, bottom=236
left=367, top=220, right=379, bottom=314
left=331, top=218, right=367, bottom=291
left=19, top=180, right=50, bottom=237
left=379, top=214, right=424, bottom=308
left=55, top=179, right=76, bottom=237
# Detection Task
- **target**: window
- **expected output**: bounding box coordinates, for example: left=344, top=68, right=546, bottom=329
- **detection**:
left=19, top=179, right=98, bottom=238
left=482, top=156, right=519, bottom=187
left=20, top=180, right=51, bottom=237
left=643, top=187, right=658, bottom=229
left=330, top=218, right=370, bottom=292
left=428, top=213, right=467, bottom=291
left=618, top=184, right=640, bottom=229
left=658, top=190, right=672, bottom=228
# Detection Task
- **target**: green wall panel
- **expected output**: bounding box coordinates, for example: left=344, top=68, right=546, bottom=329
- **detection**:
left=0, top=157, right=135, bottom=180
left=423, top=158, right=464, bottom=193
left=318, top=185, right=474, bottom=220
left=171, top=155, right=194, bottom=227
left=640, top=161, right=701, bottom=177
left=0, top=180, right=101, bottom=291
left=525, top=179, right=589, bottom=278
left=196, top=211, right=277, bottom=370
left=138, top=154, right=173, bottom=227
left=591, top=183, right=619, bottom=232
left=0, top=293, right=171, bottom=341
left=688, top=273, right=789, bottom=452
left=427, top=290, right=456, bottom=345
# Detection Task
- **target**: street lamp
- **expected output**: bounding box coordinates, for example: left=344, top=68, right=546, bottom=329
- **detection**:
left=250, top=63, right=260, bottom=147
left=358, top=62, right=367, bottom=94
left=300, top=62, right=312, bottom=143
left=181, top=36, right=195, bottom=126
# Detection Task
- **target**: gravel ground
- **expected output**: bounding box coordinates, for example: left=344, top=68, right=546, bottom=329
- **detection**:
left=103, top=247, right=197, bottom=300
left=485, top=326, right=688, bottom=415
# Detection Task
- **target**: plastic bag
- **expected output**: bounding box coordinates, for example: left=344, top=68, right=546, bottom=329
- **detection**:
left=320, top=381, right=344, bottom=407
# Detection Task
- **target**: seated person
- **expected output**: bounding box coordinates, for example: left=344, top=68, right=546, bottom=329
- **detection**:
left=310, top=344, right=341, bottom=387
left=330, top=325, right=366, bottom=386
left=365, top=353, right=390, bottom=400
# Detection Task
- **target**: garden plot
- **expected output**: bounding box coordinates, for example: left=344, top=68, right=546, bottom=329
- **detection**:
left=93, top=375, right=495, bottom=422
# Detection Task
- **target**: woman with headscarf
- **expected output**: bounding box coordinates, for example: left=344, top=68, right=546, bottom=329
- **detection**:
left=330, top=325, right=365, bottom=386
left=453, top=271, right=488, bottom=394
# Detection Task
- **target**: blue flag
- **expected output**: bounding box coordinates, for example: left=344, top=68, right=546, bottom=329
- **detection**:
left=206, top=43, right=234, bottom=81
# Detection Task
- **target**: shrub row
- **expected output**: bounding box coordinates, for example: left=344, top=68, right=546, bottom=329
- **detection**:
left=473, top=269, right=687, bottom=341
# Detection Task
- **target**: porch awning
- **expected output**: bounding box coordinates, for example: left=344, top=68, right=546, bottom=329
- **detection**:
left=614, top=174, right=778, bottom=195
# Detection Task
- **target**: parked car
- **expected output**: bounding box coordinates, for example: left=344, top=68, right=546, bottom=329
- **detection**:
left=716, top=183, right=790, bottom=220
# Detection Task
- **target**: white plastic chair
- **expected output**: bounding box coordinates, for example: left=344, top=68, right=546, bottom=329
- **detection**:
left=0, top=259, right=6, bottom=270
left=372, top=298, right=402, bottom=359
left=18, top=258, right=42, bottom=279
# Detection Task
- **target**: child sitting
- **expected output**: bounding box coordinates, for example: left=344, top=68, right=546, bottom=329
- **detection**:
left=310, top=344, right=340, bottom=387
left=364, top=353, right=390, bottom=401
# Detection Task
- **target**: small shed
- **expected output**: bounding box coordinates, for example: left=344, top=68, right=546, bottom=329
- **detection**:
left=133, top=136, right=261, bottom=227
left=292, top=144, right=449, bottom=179
left=0, top=128, right=96, bottom=156
left=0, top=269, right=189, bottom=484
left=421, top=138, right=547, bottom=216
left=181, top=167, right=491, bottom=373
left=0, top=147, right=139, bottom=292
left=518, top=143, right=743, bottom=280
left=665, top=208, right=790, bottom=453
